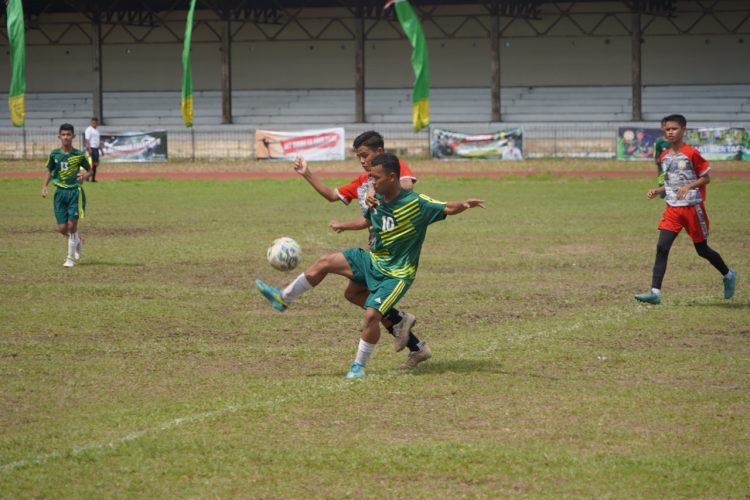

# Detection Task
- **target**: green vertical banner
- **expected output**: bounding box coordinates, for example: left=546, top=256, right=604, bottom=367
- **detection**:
left=6, top=0, right=25, bottom=127
left=181, top=0, right=197, bottom=127
left=387, top=0, right=430, bottom=131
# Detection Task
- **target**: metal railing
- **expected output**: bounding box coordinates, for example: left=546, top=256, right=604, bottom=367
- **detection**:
left=0, top=122, right=744, bottom=161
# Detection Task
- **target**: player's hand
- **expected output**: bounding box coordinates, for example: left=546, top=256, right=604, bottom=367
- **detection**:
left=463, top=198, right=485, bottom=209
left=41, top=186, right=48, bottom=198
left=676, top=186, right=690, bottom=200
left=365, top=188, right=379, bottom=209
left=293, top=156, right=308, bottom=175
left=329, top=221, right=344, bottom=233
left=646, top=189, right=659, bottom=199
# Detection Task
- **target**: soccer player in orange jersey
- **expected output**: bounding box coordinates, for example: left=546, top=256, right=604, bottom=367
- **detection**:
left=635, top=114, right=736, bottom=304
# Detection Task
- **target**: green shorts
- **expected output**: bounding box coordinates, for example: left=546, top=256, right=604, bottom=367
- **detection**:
left=343, top=247, right=412, bottom=315
left=53, top=187, right=86, bottom=224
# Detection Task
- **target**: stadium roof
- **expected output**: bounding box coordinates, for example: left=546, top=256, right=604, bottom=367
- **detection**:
left=18, top=0, right=674, bottom=15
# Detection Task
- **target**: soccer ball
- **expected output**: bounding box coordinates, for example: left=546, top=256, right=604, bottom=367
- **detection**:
left=267, top=237, right=302, bottom=271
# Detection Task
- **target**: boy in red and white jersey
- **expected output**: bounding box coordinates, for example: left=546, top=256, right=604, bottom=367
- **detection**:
left=291, top=131, right=429, bottom=366
left=635, top=114, right=736, bottom=305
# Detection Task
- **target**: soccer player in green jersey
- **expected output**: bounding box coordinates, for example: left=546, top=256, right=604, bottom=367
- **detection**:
left=41, top=123, right=91, bottom=268
left=256, top=152, right=484, bottom=378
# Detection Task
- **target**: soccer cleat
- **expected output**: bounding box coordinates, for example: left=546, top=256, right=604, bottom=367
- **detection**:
left=391, top=312, right=416, bottom=352
left=400, top=343, right=432, bottom=370
left=634, top=291, right=661, bottom=305
left=346, top=362, right=366, bottom=379
left=255, top=278, right=288, bottom=312
left=63, top=258, right=76, bottom=268
left=723, top=269, right=737, bottom=300
left=74, top=237, right=82, bottom=261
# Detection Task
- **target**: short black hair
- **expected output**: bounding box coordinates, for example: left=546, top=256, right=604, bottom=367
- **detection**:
left=91, top=117, right=98, bottom=122
left=59, top=123, right=75, bottom=133
left=662, top=114, right=687, bottom=127
left=353, top=130, right=384, bottom=151
left=371, top=152, right=400, bottom=178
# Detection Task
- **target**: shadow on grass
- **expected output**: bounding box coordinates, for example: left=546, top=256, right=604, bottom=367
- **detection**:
left=407, top=359, right=562, bottom=381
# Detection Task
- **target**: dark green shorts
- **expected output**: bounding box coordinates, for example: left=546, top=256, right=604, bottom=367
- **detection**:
left=53, top=187, right=85, bottom=224
left=342, top=247, right=412, bottom=315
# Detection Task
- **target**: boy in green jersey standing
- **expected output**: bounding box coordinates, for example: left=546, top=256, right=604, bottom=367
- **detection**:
left=41, top=123, right=91, bottom=268
left=257, top=153, right=484, bottom=378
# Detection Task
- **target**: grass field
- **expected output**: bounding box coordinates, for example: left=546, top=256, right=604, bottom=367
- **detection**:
left=1, top=169, right=749, bottom=497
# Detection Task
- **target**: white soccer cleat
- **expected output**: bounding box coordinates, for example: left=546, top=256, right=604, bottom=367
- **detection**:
left=400, top=343, right=432, bottom=370
left=391, top=312, right=416, bottom=352
left=63, top=258, right=76, bottom=268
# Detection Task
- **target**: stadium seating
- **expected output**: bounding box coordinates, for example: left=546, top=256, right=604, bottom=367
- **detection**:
left=1, top=84, right=749, bottom=127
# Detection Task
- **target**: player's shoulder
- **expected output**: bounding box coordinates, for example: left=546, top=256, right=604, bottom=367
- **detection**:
left=416, top=192, right=445, bottom=205
left=398, top=159, right=417, bottom=179
left=70, top=148, right=87, bottom=156
left=351, top=171, right=370, bottom=186
left=680, top=143, right=700, bottom=155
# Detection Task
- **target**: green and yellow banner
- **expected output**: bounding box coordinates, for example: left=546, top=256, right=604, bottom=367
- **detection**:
left=387, top=0, right=430, bottom=131
left=6, top=0, right=25, bottom=127
left=181, top=0, right=197, bottom=127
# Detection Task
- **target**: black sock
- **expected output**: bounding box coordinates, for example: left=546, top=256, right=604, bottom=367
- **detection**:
left=406, top=333, right=421, bottom=352
left=694, top=240, right=730, bottom=276
left=384, top=308, right=402, bottom=334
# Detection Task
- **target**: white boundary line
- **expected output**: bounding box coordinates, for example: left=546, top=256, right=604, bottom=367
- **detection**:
left=1, top=377, right=359, bottom=473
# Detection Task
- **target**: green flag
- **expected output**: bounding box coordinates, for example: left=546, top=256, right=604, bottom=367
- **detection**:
left=6, top=0, right=25, bottom=127
left=181, top=0, right=197, bottom=127
left=387, top=0, right=430, bottom=131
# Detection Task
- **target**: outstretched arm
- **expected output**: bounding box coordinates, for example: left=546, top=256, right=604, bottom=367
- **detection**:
left=294, top=156, right=339, bottom=202
left=329, top=216, right=371, bottom=233
left=444, top=198, right=485, bottom=216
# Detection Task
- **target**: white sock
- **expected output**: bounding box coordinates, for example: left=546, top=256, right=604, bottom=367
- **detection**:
left=417, top=340, right=425, bottom=351
left=651, top=288, right=661, bottom=295
left=73, top=232, right=80, bottom=244
left=281, top=273, right=313, bottom=303
left=724, top=270, right=733, bottom=279
left=354, top=339, right=375, bottom=367
left=67, top=234, right=76, bottom=259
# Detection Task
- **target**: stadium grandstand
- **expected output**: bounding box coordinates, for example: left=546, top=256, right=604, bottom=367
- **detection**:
left=0, top=0, right=748, bottom=159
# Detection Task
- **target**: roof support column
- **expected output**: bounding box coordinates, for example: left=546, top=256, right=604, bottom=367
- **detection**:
left=221, top=3, right=232, bottom=124
left=631, top=2, right=642, bottom=121
left=91, top=8, right=103, bottom=123
left=355, top=8, right=366, bottom=123
left=490, top=1, right=501, bottom=122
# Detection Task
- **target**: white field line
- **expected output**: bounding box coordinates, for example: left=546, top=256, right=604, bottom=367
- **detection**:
left=0, top=375, right=373, bottom=473
left=469, top=305, right=655, bottom=359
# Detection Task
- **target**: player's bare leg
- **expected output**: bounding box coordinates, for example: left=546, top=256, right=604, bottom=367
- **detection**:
left=343, top=280, right=417, bottom=352
left=256, top=252, right=354, bottom=312
left=347, top=307, right=383, bottom=379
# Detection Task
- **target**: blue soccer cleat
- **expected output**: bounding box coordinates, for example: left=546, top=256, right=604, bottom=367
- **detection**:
left=345, top=362, right=366, bottom=379
left=255, top=278, right=288, bottom=312
left=723, top=269, right=737, bottom=300
left=634, top=291, right=661, bottom=305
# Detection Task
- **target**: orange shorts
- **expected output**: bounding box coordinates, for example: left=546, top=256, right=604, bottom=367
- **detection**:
left=658, top=203, right=709, bottom=243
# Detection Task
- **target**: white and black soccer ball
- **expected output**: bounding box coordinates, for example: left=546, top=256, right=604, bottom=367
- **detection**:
left=267, top=237, right=302, bottom=271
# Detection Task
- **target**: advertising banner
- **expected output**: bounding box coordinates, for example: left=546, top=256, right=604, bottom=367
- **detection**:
left=616, top=127, right=662, bottom=161
left=685, top=127, right=746, bottom=161
left=431, top=128, right=524, bottom=160
left=101, top=130, right=168, bottom=163
left=618, top=127, right=747, bottom=161
left=255, top=128, right=345, bottom=161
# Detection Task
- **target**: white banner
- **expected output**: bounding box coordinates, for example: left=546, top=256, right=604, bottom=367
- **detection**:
left=255, top=127, right=345, bottom=161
